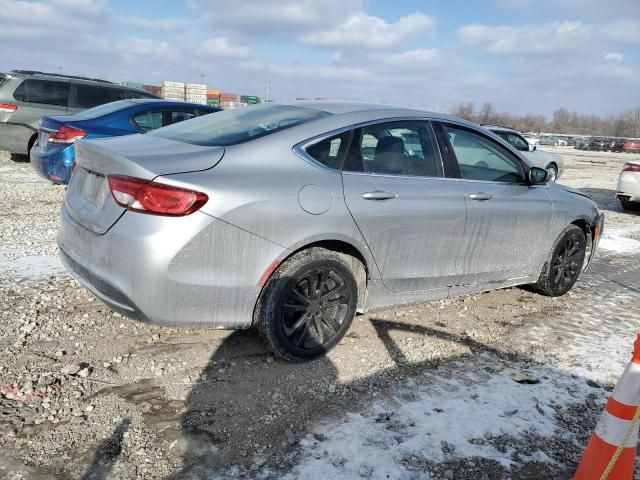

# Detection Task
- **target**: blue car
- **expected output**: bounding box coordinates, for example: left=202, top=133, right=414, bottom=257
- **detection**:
left=30, top=99, right=220, bottom=184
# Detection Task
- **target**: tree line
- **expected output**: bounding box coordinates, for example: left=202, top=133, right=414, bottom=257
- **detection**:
left=448, top=102, right=640, bottom=138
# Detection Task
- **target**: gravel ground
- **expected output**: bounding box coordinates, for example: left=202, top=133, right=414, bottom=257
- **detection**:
left=0, top=148, right=639, bottom=479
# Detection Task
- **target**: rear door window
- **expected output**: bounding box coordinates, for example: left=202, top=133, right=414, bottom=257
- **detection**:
left=13, top=79, right=70, bottom=106
left=132, top=110, right=163, bottom=131
left=344, top=121, right=443, bottom=177
left=71, top=84, right=128, bottom=109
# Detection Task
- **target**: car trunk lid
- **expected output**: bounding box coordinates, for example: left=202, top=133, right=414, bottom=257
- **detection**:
left=64, top=134, right=224, bottom=234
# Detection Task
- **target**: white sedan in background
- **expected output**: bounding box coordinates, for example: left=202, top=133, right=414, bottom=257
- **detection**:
left=485, top=126, right=564, bottom=181
left=617, top=159, right=640, bottom=210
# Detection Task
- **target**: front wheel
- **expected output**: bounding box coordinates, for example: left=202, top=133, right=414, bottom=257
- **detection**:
left=255, top=248, right=358, bottom=362
left=530, top=224, right=586, bottom=297
left=546, top=163, right=558, bottom=182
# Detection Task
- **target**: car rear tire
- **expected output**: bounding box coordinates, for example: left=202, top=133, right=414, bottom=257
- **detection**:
left=546, top=163, right=558, bottom=182
left=620, top=197, right=637, bottom=211
left=530, top=224, right=586, bottom=297
left=255, top=248, right=358, bottom=362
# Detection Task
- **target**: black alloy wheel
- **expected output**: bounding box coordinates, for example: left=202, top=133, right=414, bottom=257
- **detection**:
left=281, top=267, right=350, bottom=350
left=531, top=224, right=586, bottom=297
left=551, top=235, right=583, bottom=291
left=255, top=248, right=358, bottom=361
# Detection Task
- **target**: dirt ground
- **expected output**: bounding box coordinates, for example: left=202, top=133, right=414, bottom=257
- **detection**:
left=0, top=147, right=639, bottom=479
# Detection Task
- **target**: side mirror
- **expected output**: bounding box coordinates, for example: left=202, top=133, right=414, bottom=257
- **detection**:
left=528, top=166, right=549, bottom=185
left=529, top=144, right=536, bottom=152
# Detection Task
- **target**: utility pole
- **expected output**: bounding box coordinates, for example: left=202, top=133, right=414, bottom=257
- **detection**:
left=265, top=79, right=271, bottom=102
left=200, top=73, right=205, bottom=86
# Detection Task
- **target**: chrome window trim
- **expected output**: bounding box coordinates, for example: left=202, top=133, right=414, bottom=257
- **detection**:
left=292, top=116, right=448, bottom=179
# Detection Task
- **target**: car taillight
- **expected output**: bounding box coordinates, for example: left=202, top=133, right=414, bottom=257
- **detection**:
left=48, top=124, right=87, bottom=144
left=0, top=103, right=17, bottom=113
left=622, top=163, right=640, bottom=173
left=107, top=175, right=208, bottom=216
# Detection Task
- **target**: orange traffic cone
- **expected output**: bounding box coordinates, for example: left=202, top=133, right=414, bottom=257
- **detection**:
left=574, top=333, right=640, bottom=479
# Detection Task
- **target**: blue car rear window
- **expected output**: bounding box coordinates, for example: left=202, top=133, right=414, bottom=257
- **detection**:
left=75, top=100, right=134, bottom=118
left=148, top=104, right=330, bottom=146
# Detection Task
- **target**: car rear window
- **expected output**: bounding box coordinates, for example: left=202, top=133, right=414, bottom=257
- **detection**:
left=13, top=79, right=70, bottom=106
left=75, top=100, right=134, bottom=118
left=71, top=84, right=128, bottom=109
left=149, top=104, right=330, bottom=146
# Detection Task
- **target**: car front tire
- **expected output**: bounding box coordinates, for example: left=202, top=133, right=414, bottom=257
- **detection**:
left=546, top=163, right=558, bottom=182
left=531, top=224, right=586, bottom=297
left=255, top=248, right=358, bottom=362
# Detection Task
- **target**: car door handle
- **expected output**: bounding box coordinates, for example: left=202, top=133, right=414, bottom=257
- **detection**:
left=469, top=192, right=493, bottom=201
left=362, top=190, right=397, bottom=201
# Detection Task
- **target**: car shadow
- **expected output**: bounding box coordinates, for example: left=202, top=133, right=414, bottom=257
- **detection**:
left=575, top=187, right=639, bottom=215
left=81, top=268, right=635, bottom=480
left=81, top=418, right=131, bottom=480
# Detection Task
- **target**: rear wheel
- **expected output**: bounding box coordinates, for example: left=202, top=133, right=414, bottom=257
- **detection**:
left=531, top=225, right=586, bottom=297
left=620, top=197, right=638, bottom=211
left=255, top=248, right=358, bottom=362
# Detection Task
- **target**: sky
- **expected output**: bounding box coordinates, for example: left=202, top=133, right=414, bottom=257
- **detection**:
left=1, top=0, right=639, bottom=117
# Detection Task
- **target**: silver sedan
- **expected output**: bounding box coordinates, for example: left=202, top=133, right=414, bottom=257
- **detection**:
left=58, top=102, right=604, bottom=361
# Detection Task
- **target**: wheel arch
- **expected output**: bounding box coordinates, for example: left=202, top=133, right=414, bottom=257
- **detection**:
left=256, top=237, right=373, bottom=317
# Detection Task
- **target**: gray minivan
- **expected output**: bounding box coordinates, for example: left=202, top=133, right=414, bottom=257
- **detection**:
left=0, top=70, right=159, bottom=160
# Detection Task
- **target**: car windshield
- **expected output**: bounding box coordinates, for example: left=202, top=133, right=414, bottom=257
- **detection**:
left=149, top=104, right=330, bottom=146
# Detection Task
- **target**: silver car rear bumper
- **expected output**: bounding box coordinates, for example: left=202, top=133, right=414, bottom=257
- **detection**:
left=58, top=204, right=285, bottom=328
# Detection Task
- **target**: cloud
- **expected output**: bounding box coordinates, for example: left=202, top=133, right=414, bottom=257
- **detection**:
left=457, top=21, right=593, bottom=54
left=187, top=0, right=363, bottom=34
left=200, top=37, right=250, bottom=58
left=604, top=21, right=640, bottom=43
left=116, top=15, right=194, bottom=31
left=604, top=52, right=624, bottom=62
left=300, top=12, right=435, bottom=49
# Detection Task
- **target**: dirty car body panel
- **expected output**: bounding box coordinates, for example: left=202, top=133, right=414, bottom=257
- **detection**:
left=58, top=102, right=603, bottom=328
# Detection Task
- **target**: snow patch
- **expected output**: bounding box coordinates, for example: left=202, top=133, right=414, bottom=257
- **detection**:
left=598, top=229, right=640, bottom=254
left=285, top=361, right=592, bottom=479
left=0, top=255, right=66, bottom=281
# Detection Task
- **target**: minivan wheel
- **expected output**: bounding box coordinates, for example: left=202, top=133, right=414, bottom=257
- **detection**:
left=531, top=224, right=586, bottom=297
left=255, top=248, right=358, bottom=362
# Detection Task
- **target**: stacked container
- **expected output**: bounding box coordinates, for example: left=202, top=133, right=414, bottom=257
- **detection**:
left=219, top=92, right=238, bottom=110
left=240, top=95, right=260, bottom=105
left=207, top=90, right=220, bottom=108
left=185, top=83, right=208, bottom=105
left=143, top=85, right=162, bottom=97
left=124, top=81, right=144, bottom=90
left=161, top=81, right=185, bottom=101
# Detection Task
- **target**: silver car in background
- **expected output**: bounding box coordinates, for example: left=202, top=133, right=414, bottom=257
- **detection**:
left=58, top=102, right=604, bottom=361
left=485, top=125, right=564, bottom=181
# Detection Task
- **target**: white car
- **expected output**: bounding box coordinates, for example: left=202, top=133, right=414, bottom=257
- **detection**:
left=616, top=159, right=640, bottom=210
left=485, top=126, right=564, bottom=181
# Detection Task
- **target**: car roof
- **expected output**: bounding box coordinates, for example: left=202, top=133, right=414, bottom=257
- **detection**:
left=280, top=100, right=476, bottom=125
left=482, top=125, right=519, bottom=134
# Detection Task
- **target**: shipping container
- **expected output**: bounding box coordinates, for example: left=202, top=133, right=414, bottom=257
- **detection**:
left=124, top=81, right=144, bottom=89
left=207, top=99, right=220, bottom=107
left=143, top=85, right=162, bottom=96
left=186, top=83, right=206, bottom=90
left=161, top=80, right=185, bottom=88
left=207, top=89, right=220, bottom=96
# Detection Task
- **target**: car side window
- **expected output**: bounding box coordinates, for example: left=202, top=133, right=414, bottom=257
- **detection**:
left=133, top=111, right=153, bottom=130
left=13, top=79, right=70, bottom=106
left=445, top=126, right=525, bottom=183
left=71, top=85, right=127, bottom=109
left=496, top=132, right=529, bottom=151
left=168, top=110, right=197, bottom=126
left=345, top=122, right=443, bottom=177
left=304, top=131, right=351, bottom=170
